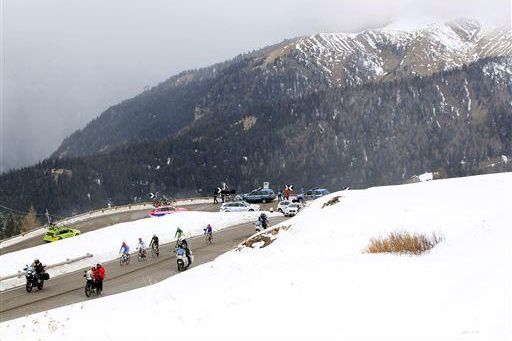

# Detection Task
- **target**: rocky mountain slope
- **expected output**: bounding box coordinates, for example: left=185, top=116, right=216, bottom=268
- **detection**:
left=53, top=19, right=512, bottom=159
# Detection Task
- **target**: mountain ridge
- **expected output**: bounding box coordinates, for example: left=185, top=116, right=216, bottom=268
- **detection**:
left=52, top=19, right=511, bottom=160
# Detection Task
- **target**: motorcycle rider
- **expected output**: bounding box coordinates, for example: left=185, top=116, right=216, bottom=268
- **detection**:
left=92, top=263, right=105, bottom=293
left=176, top=239, right=192, bottom=268
left=32, top=259, right=45, bottom=278
left=149, top=234, right=159, bottom=256
left=137, top=237, right=147, bottom=257
left=258, top=213, right=268, bottom=229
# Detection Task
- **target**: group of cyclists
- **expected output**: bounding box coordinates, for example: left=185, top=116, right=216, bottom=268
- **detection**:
left=95, top=224, right=214, bottom=291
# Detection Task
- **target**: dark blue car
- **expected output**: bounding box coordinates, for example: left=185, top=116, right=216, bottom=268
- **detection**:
left=242, top=188, right=276, bottom=203
left=294, top=188, right=330, bottom=202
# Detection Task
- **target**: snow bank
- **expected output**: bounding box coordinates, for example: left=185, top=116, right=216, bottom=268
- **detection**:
left=2, top=173, right=510, bottom=340
left=0, top=198, right=211, bottom=249
left=0, top=211, right=271, bottom=290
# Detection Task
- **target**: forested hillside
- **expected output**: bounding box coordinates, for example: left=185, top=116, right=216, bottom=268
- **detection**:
left=1, top=57, right=511, bottom=219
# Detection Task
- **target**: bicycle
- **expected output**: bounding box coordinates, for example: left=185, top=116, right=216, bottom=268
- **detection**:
left=120, top=252, right=130, bottom=266
left=137, top=248, right=147, bottom=262
left=204, top=231, right=213, bottom=245
left=151, top=244, right=159, bottom=258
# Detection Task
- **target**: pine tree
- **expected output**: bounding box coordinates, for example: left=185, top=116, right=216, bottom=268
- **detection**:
left=20, top=206, right=39, bottom=235
left=4, top=213, right=19, bottom=238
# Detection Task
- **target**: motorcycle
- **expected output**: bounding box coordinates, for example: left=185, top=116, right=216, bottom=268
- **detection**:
left=23, top=265, right=49, bottom=292
left=83, top=269, right=101, bottom=297
left=255, top=220, right=262, bottom=232
left=175, top=246, right=193, bottom=271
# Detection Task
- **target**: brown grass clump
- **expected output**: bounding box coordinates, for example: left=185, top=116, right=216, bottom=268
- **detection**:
left=366, top=231, right=442, bottom=255
left=237, top=225, right=291, bottom=250
left=322, top=196, right=342, bottom=208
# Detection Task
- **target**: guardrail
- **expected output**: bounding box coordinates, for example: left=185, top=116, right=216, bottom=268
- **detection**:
left=0, top=253, right=94, bottom=281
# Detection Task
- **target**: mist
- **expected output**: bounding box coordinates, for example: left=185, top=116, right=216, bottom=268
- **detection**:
left=1, top=0, right=510, bottom=172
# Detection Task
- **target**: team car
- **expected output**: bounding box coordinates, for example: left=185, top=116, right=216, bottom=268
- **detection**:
left=219, top=201, right=260, bottom=212
left=294, top=188, right=330, bottom=202
left=283, top=203, right=302, bottom=217
left=148, top=205, right=188, bottom=217
left=43, top=227, right=81, bottom=242
left=276, top=200, right=291, bottom=213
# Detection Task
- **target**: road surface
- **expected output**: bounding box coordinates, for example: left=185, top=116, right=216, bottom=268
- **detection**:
left=0, top=216, right=287, bottom=322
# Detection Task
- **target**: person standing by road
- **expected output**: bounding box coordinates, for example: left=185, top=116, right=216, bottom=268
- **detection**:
left=283, top=187, right=290, bottom=201
left=213, top=188, right=219, bottom=204
left=277, top=190, right=283, bottom=202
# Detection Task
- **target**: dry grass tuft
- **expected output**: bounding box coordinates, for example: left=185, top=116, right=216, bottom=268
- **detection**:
left=366, top=231, right=442, bottom=255
left=322, top=196, right=342, bottom=208
left=238, top=225, right=291, bottom=250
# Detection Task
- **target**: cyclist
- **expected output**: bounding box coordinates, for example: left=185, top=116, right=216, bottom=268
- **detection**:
left=203, top=224, right=213, bottom=242
left=119, top=241, right=130, bottom=256
left=175, top=226, right=185, bottom=240
left=137, top=237, right=147, bottom=257
left=149, top=234, right=159, bottom=256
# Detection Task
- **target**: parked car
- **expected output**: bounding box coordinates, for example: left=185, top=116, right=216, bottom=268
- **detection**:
left=283, top=203, right=302, bottom=217
left=148, top=205, right=188, bottom=217
left=294, top=188, right=330, bottom=202
left=43, top=227, right=81, bottom=242
left=220, top=202, right=260, bottom=212
left=276, top=200, right=291, bottom=213
left=242, top=188, right=276, bottom=203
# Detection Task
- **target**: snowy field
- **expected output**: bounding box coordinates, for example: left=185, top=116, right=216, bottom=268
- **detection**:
left=1, top=173, right=510, bottom=340
left=0, top=210, right=270, bottom=290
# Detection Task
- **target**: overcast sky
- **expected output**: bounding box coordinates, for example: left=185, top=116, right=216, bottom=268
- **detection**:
left=1, top=0, right=510, bottom=172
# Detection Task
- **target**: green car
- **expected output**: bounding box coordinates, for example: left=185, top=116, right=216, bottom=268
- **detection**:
left=43, top=227, right=81, bottom=242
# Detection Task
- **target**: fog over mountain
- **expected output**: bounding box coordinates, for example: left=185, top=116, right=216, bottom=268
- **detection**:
left=1, top=0, right=510, bottom=172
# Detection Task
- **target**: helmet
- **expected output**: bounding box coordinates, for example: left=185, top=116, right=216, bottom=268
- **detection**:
left=96, top=263, right=101, bottom=268
left=34, top=259, right=40, bottom=264
left=138, top=237, right=142, bottom=241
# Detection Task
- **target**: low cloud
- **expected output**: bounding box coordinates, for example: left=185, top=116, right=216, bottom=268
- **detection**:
left=1, top=0, right=510, bottom=171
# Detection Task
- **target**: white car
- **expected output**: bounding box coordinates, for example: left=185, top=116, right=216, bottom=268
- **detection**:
left=220, top=201, right=260, bottom=212
left=276, top=200, right=291, bottom=213
left=283, top=203, right=301, bottom=217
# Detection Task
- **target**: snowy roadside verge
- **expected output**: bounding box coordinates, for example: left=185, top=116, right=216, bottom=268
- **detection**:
left=0, top=210, right=277, bottom=291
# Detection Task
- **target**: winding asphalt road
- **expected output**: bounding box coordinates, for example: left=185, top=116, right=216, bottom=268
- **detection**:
left=0, top=215, right=287, bottom=322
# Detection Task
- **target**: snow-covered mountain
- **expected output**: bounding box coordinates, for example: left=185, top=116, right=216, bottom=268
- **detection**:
left=2, top=173, right=510, bottom=340
left=292, top=19, right=512, bottom=86
left=51, top=18, right=511, bottom=160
